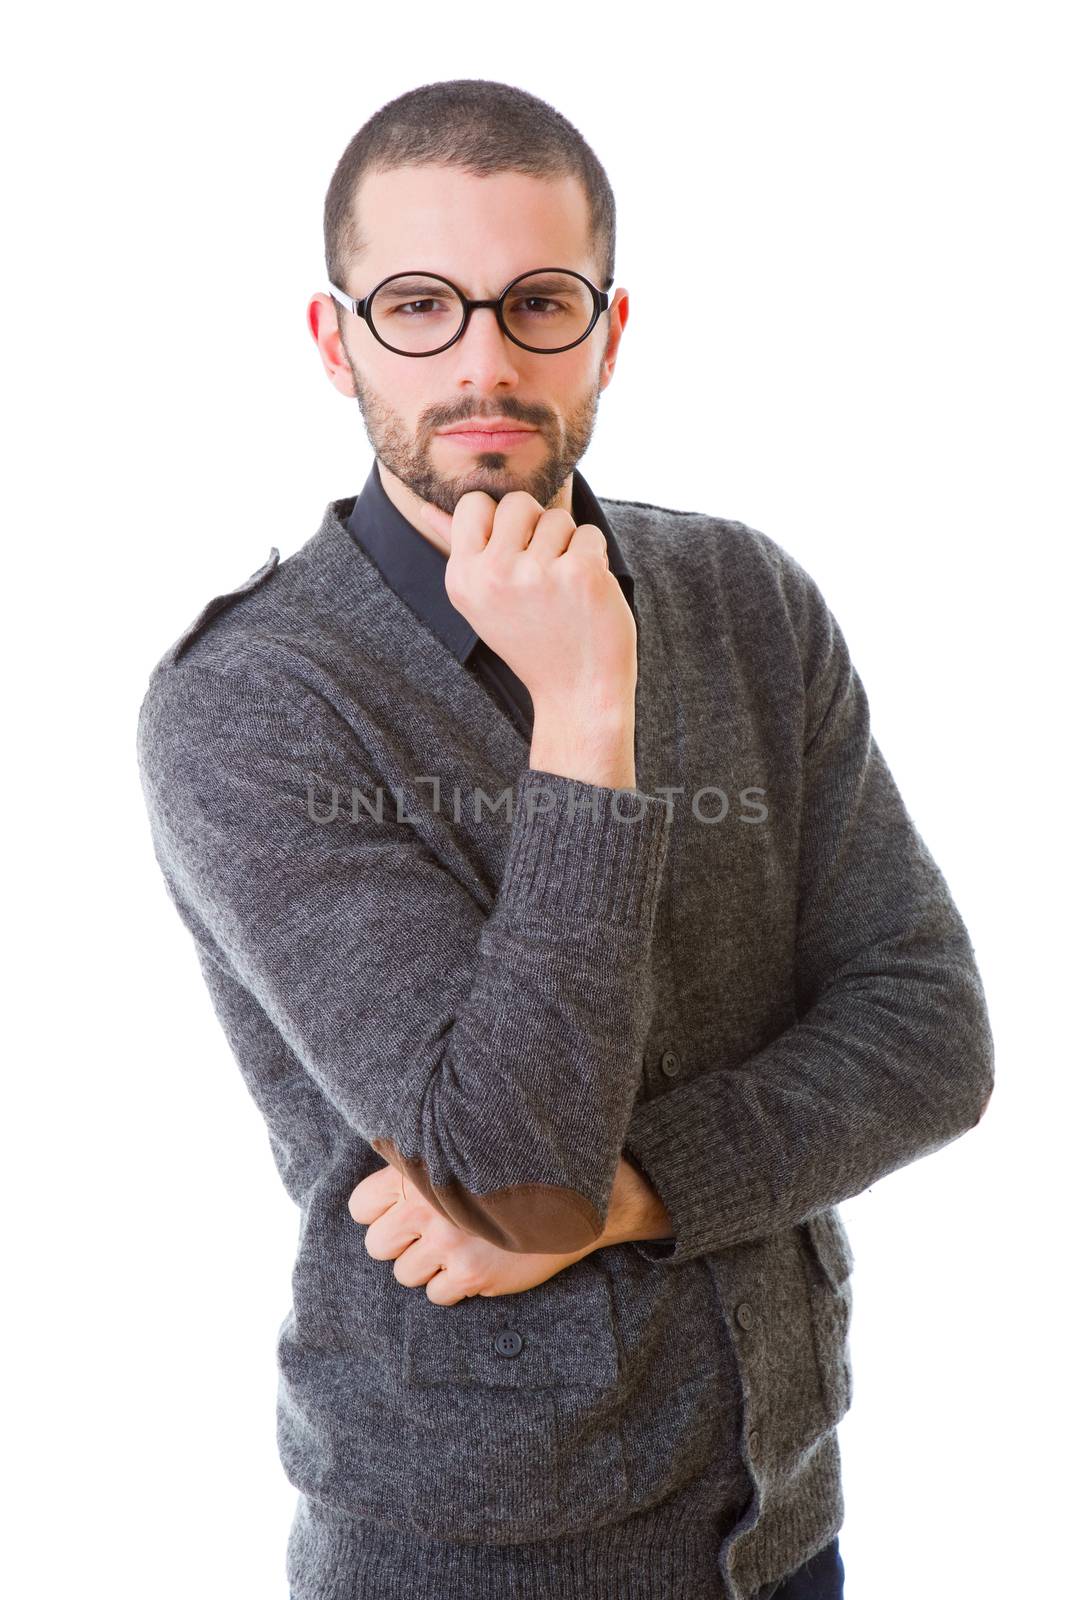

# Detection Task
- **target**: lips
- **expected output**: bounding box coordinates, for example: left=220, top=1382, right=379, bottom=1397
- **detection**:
left=439, top=419, right=536, bottom=435
left=439, top=428, right=538, bottom=450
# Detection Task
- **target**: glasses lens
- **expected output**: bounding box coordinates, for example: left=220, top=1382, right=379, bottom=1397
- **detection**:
left=369, top=276, right=465, bottom=353
left=502, top=271, right=596, bottom=350
left=368, top=271, right=597, bottom=353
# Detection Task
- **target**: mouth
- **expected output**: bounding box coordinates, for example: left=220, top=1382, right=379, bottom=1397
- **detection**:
left=437, top=427, right=539, bottom=451
left=438, top=417, right=538, bottom=449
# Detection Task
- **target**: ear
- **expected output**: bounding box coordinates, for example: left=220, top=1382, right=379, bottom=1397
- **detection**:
left=308, top=291, right=357, bottom=398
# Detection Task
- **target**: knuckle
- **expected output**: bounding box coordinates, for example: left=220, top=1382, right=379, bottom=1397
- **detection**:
left=480, top=561, right=510, bottom=594
left=572, top=555, right=603, bottom=589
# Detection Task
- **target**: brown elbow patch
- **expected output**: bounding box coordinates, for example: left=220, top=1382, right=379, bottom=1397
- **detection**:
left=370, top=1138, right=603, bottom=1253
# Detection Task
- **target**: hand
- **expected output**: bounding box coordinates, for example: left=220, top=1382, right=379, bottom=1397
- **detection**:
left=419, top=489, right=637, bottom=719
left=348, top=1162, right=594, bottom=1305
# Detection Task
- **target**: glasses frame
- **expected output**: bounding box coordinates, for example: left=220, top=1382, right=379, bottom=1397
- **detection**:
left=327, top=266, right=613, bottom=357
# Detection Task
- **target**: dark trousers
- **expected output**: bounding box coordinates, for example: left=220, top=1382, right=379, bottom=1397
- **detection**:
left=755, top=1534, right=845, bottom=1598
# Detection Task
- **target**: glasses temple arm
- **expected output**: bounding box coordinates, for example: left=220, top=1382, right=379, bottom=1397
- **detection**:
left=327, top=281, right=358, bottom=314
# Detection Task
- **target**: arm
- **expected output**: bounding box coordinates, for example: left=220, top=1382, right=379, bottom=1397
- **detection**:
left=348, top=1149, right=672, bottom=1303
left=617, top=580, right=995, bottom=1268
left=137, top=659, right=672, bottom=1255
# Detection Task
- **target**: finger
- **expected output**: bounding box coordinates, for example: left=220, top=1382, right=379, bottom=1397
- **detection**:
left=486, top=489, right=547, bottom=555
left=391, top=1238, right=444, bottom=1287
left=448, top=490, right=498, bottom=558
left=348, top=1163, right=403, bottom=1223
left=565, top=522, right=610, bottom=566
left=424, top=1270, right=467, bottom=1307
left=418, top=497, right=454, bottom=544
left=349, top=1189, right=389, bottom=1224
left=363, top=1213, right=422, bottom=1261
left=526, top=505, right=577, bottom=563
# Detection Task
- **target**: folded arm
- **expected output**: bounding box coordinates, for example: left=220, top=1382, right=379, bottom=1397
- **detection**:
left=137, top=658, right=672, bottom=1254
left=619, top=583, right=995, bottom=1267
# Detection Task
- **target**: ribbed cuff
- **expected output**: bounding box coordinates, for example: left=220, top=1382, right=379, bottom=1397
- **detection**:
left=497, top=765, right=672, bottom=932
left=622, top=1075, right=765, bottom=1266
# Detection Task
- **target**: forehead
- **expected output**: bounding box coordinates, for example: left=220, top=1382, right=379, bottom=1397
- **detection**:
left=354, top=164, right=595, bottom=289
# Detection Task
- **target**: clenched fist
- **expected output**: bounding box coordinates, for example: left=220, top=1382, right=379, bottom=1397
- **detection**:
left=419, top=489, right=637, bottom=724
left=348, top=1161, right=599, bottom=1306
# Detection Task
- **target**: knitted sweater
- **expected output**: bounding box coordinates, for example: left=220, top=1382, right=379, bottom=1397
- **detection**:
left=135, top=485, right=994, bottom=1600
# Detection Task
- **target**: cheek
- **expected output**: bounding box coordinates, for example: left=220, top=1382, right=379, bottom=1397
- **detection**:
left=357, top=363, right=424, bottom=434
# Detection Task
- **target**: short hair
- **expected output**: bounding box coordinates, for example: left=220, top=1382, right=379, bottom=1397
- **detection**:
left=323, top=78, right=616, bottom=306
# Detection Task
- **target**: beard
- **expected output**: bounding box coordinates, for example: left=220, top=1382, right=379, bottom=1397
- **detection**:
left=339, top=331, right=605, bottom=516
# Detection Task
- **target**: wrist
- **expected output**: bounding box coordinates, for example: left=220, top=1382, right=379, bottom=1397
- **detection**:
left=619, top=1154, right=673, bottom=1243
left=528, top=707, right=637, bottom=791
left=578, top=1155, right=672, bottom=1254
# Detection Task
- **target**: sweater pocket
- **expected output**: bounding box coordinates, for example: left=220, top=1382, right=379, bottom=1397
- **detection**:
left=399, top=1263, right=628, bottom=1542
left=801, top=1207, right=855, bottom=1425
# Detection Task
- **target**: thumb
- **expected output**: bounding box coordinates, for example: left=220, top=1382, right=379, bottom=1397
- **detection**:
left=418, top=495, right=453, bottom=542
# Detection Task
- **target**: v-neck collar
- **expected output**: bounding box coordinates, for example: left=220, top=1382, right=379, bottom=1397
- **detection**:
left=300, top=495, right=534, bottom=777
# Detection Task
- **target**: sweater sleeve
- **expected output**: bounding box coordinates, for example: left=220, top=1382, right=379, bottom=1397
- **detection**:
left=620, top=578, right=995, bottom=1267
left=136, top=660, right=672, bottom=1254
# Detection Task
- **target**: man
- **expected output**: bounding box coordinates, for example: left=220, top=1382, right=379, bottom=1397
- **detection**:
left=136, top=79, right=994, bottom=1600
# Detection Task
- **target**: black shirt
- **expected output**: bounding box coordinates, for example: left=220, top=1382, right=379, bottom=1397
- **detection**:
left=346, top=458, right=636, bottom=740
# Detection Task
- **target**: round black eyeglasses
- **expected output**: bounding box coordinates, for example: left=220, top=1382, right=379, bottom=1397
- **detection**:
left=327, top=267, right=613, bottom=357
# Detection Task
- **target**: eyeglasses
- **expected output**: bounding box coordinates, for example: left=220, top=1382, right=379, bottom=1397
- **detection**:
left=327, top=266, right=613, bottom=357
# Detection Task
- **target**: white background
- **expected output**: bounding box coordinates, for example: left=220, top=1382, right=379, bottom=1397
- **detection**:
left=4, top=3, right=1063, bottom=1596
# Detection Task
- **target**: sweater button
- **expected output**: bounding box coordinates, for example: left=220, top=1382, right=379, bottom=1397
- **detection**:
left=494, top=1330, right=523, bottom=1357
left=748, top=1428, right=761, bottom=1458
left=735, top=1302, right=755, bottom=1330
left=660, top=1050, right=680, bottom=1076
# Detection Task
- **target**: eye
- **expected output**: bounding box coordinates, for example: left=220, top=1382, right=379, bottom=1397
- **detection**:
left=391, top=299, right=443, bottom=318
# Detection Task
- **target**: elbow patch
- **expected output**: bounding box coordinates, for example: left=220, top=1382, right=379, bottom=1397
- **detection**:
left=370, top=1138, right=603, bottom=1253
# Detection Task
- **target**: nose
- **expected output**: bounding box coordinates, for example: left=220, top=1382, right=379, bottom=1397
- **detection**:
left=449, top=304, right=523, bottom=391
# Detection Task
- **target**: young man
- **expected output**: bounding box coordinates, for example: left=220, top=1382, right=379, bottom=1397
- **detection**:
left=136, top=79, right=993, bottom=1600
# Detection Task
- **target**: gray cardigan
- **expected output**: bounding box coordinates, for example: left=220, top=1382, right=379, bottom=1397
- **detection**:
left=135, top=486, right=994, bottom=1599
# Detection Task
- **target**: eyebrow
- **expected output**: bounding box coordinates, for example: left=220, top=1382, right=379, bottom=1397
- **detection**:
left=372, top=271, right=584, bottom=298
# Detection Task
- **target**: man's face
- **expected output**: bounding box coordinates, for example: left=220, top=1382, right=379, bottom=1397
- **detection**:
left=309, top=164, right=628, bottom=526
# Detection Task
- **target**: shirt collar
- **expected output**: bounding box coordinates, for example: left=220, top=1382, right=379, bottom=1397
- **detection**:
left=346, top=457, right=635, bottom=664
